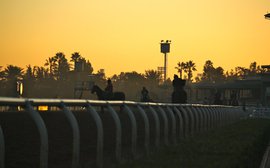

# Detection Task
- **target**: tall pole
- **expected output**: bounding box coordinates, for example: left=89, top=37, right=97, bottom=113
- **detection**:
left=164, top=53, right=167, bottom=81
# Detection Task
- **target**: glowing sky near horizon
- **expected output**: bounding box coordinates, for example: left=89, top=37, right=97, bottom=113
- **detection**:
left=1, top=0, right=270, bottom=79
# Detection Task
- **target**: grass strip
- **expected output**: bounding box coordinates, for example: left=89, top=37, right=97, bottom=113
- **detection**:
left=117, top=119, right=270, bottom=168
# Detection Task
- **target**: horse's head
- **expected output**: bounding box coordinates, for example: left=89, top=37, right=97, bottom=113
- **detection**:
left=91, top=84, right=105, bottom=100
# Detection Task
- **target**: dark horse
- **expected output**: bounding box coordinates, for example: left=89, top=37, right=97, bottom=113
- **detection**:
left=172, top=90, right=187, bottom=104
left=91, top=85, right=125, bottom=100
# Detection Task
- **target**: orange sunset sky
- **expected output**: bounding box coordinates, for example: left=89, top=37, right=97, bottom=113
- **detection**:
left=0, top=0, right=270, bottom=79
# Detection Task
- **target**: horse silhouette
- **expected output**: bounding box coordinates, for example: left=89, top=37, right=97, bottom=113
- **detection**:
left=91, top=85, right=125, bottom=100
left=172, top=90, right=187, bottom=104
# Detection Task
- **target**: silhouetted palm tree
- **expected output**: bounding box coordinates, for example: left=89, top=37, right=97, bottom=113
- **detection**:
left=24, top=65, right=35, bottom=80
left=184, top=60, right=197, bottom=82
left=71, top=52, right=81, bottom=71
left=53, top=52, right=70, bottom=80
left=34, top=66, right=49, bottom=80
left=44, top=57, right=56, bottom=78
left=175, top=62, right=186, bottom=79
left=71, top=52, right=82, bottom=63
left=3, top=65, right=24, bottom=81
left=202, top=60, right=214, bottom=81
left=70, top=52, right=94, bottom=73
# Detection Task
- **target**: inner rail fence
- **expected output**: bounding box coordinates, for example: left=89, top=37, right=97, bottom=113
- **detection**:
left=250, top=107, right=270, bottom=168
left=0, top=97, right=247, bottom=168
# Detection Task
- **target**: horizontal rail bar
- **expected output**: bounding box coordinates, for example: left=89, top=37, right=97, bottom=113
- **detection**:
left=0, top=97, right=236, bottom=108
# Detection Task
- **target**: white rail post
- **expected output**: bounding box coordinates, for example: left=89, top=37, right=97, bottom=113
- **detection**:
left=179, top=106, right=190, bottom=137
left=137, top=105, right=150, bottom=155
left=107, top=104, right=122, bottom=162
left=213, top=107, right=219, bottom=127
left=197, top=107, right=206, bottom=132
left=215, top=107, right=220, bottom=127
left=201, top=107, right=207, bottom=131
left=209, top=107, right=214, bottom=127
left=166, top=106, right=177, bottom=145
left=60, top=102, right=80, bottom=168
left=149, top=106, right=160, bottom=147
left=206, top=107, right=214, bottom=129
left=227, top=107, right=233, bottom=124
left=173, top=107, right=184, bottom=139
left=0, top=125, right=5, bottom=168
left=200, top=107, right=208, bottom=131
left=216, top=107, right=222, bottom=127
left=221, top=107, right=226, bottom=126
left=196, top=106, right=204, bottom=132
left=157, top=106, right=169, bottom=146
left=191, top=106, right=200, bottom=133
left=123, top=105, right=137, bottom=158
left=224, top=107, right=229, bottom=125
left=211, top=107, right=218, bottom=128
left=222, top=107, right=226, bottom=124
left=86, top=103, right=104, bottom=168
left=212, top=107, right=218, bottom=128
left=25, top=101, right=48, bottom=168
left=185, top=106, right=195, bottom=136
left=220, top=107, right=225, bottom=125
left=190, top=106, right=199, bottom=133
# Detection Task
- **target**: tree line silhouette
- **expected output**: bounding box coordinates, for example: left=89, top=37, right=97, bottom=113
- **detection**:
left=175, top=60, right=267, bottom=83
left=0, top=51, right=268, bottom=101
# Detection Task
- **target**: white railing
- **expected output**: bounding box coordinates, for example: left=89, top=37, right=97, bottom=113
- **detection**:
left=0, top=97, right=246, bottom=168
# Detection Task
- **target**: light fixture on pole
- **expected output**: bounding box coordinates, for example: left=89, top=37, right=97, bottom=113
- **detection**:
left=160, top=40, right=171, bottom=81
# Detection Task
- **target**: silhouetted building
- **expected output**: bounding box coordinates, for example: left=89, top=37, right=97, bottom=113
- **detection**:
left=192, top=73, right=270, bottom=106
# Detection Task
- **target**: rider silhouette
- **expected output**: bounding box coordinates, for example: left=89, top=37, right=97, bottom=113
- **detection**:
left=141, top=86, right=150, bottom=102
left=172, top=74, right=180, bottom=92
left=104, top=78, right=113, bottom=99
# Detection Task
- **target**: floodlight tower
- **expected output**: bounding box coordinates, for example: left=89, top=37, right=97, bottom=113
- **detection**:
left=265, top=12, right=270, bottom=19
left=160, top=40, right=171, bottom=81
